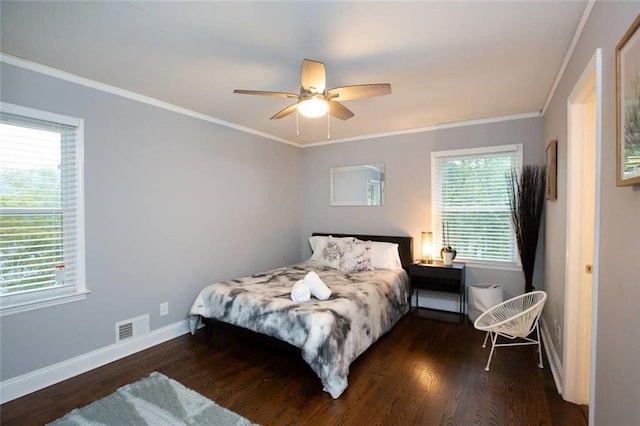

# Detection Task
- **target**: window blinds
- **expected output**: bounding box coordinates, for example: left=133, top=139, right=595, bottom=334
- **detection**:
left=1, top=112, right=80, bottom=296
left=432, top=146, right=521, bottom=265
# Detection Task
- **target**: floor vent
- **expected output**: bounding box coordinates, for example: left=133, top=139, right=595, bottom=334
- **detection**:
left=115, top=314, right=150, bottom=343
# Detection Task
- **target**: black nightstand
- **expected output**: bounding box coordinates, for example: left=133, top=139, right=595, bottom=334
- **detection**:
left=409, top=261, right=466, bottom=321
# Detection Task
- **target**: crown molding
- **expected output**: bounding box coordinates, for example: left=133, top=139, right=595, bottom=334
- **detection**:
left=301, top=111, right=542, bottom=148
left=541, top=0, right=595, bottom=115
left=0, top=53, right=298, bottom=147
left=2, top=53, right=544, bottom=149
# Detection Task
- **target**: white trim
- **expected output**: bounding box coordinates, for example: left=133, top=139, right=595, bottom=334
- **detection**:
left=0, top=319, right=190, bottom=404
left=1, top=101, right=82, bottom=127
left=541, top=0, right=595, bottom=115
left=303, top=112, right=541, bottom=148
left=541, top=317, right=564, bottom=395
left=75, top=116, right=87, bottom=300
left=588, top=48, right=602, bottom=426
left=431, top=142, right=523, bottom=159
left=0, top=53, right=297, bottom=147
left=0, top=290, right=90, bottom=317
left=458, top=261, right=522, bottom=272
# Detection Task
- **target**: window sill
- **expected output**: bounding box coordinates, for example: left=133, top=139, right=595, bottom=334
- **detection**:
left=0, top=290, right=90, bottom=317
left=457, top=260, right=522, bottom=272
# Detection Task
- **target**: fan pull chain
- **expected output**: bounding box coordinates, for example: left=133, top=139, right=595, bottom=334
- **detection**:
left=296, top=109, right=300, bottom=136
left=327, top=113, right=330, bottom=139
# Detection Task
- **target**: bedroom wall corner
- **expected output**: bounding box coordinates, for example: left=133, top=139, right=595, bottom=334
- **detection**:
left=0, top=61, right=303, bottom=389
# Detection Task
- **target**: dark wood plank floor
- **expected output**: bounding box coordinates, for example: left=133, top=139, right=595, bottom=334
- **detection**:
left=1, top=313, right=587, bottom=425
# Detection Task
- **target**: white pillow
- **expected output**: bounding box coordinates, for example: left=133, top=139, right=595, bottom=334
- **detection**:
left=309, top=236, right=329, bottom=256
left=309, top=235, right=354, bottom=269
left=339, top=239, right=373, bottom=273
left=369, top=241, right=403, bottom=270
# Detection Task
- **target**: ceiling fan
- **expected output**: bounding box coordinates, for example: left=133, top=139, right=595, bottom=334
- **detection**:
left=233, top=59, right=391, bottom=122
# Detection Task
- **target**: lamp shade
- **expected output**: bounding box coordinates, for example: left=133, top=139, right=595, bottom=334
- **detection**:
left=298, top=95, right=329, bottom=118
left=421, top=232, right=433, bottom=263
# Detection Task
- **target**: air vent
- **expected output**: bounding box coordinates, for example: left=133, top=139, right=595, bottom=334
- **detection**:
left=115, top=314, right=150, bottom=343
left=118, top=322, right=133, bottom=340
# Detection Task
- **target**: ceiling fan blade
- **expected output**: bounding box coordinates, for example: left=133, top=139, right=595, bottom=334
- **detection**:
left=327, top=83, right=391, bottom=101
left=234, top=89, right=298, bottom=98
left=270, top=103, right=298, bottom=120
left=329, top=101, right=355, bottom=120
left=301, top=59, right=326, bottom=93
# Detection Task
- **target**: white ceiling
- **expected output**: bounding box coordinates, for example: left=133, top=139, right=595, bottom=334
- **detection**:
left=1, top=1, right=588, bottom=146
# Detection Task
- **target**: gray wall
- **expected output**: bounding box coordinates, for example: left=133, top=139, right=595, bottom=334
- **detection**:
left=301, top=116, right=545, bottom=308
left=543, top=2, right=640, bottom=424
left=0, top=63, right=302, bottom=381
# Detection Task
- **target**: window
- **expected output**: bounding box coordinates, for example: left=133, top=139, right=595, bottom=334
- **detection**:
left=1, top=103, right=85, bottom=314
left=431, top=144, right=523, bottom=267
left=367, top=179, right=381, bottom=205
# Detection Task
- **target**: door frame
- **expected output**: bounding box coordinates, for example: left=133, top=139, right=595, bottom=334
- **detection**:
left=564, top=49, right=601, bottom=413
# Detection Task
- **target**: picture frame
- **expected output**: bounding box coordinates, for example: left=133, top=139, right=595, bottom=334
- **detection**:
left=546, top=140, right=557, bottom=200
left=616, top=14, right=640, bottom=187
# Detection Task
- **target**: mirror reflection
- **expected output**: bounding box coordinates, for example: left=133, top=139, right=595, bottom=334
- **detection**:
left=330, top=163, right=385, bottom=206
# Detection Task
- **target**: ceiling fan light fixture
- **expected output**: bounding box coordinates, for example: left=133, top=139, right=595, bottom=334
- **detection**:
left=298, top=95, right=329, bottom=118
left=233, top=59, right=390, bottom=125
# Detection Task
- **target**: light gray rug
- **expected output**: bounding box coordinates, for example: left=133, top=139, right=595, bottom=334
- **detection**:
left=48, top=372, right=259, bottom=426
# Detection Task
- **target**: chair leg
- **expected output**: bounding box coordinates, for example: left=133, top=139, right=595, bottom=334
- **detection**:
left=485, top=331, right=498, bottom=371
left=535, top=320, right=544, bottom=369
left=482, top=331, right=490, bottom=348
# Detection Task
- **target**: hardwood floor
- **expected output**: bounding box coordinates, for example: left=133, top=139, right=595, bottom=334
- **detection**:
left=1, top=313, right=587, bottom=425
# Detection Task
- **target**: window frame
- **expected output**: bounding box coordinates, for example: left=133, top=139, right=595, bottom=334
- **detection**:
left=0, top=102, right=87, bottom=316
left=431, top=143, right=523, bottom=270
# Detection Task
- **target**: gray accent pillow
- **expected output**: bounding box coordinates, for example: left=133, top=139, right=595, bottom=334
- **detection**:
left=309, top=236, right=353, bottom=269
left=339, top=239, right=373, bottom=272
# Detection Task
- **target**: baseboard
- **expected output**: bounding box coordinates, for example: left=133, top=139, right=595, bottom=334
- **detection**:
left=540, top=317, right=564, bottom=395
left=0, top=319, right=190, bottom=404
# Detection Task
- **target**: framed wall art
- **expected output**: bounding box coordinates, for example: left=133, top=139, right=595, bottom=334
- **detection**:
left=546, top=140, right=557, bottom=200
left=616, top=14, right=640, bottom=186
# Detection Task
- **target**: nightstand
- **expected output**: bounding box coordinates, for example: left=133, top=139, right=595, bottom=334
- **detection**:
left=409, top=261, right=466, bottom=321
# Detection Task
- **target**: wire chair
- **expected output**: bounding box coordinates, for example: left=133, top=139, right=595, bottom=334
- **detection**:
left=473, top=291, right=547, bottom=371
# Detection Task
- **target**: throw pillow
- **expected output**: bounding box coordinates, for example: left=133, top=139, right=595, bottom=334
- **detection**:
left=339, top=239, right=373, bottom=272
left=309, top=236, right=354, bottom=269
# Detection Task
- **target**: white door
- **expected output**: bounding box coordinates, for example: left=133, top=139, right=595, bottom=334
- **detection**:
left=564, top=50, right=601, bottom=413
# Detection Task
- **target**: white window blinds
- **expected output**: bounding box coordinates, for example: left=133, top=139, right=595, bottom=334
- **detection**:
left=431, top=144, right=522, bottom=265
left=1, top=104, right=84, bottom=310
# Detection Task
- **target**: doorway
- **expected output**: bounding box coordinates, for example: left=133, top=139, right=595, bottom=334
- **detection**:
left=564, top=49, right=601, bottom=415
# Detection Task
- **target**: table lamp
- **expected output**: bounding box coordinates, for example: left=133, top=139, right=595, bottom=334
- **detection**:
left=421, top=232, right=434, bottom=264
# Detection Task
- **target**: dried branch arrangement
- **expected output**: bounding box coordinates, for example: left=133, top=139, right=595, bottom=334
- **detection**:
left=509, top=165, right=546, bottom=292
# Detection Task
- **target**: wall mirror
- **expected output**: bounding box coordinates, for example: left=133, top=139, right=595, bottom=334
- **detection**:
left=330, top=163, right=385, bottom=206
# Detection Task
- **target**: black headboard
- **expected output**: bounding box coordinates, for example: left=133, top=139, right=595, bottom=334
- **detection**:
left=312, top=233, right=414, bottom=269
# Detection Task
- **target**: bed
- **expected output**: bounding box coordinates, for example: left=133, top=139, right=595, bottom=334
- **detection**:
left=188, top=233, right=413, bottom=398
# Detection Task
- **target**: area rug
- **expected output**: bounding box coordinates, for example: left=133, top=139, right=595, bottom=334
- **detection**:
left=48, top=372, right=259, bottom=426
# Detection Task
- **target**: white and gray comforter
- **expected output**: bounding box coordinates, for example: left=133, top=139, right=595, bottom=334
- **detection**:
left=188, top=261, right=410, bottom=398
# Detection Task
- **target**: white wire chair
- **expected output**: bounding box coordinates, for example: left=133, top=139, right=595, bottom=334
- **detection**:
left=473, top=291, right=547, bottom=371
